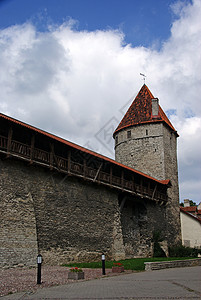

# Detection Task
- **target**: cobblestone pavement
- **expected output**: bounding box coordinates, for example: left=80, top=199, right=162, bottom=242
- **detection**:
left=1, top=266, right=201, bottom=299
left=0, top=267, right=131, bottom=297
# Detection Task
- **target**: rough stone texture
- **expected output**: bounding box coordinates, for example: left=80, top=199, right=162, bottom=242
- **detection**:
left=111, top=211, right=125, bottom=260
left=115, top=123, right=165, bottom=180
left=120, top=196, right=166, bottom=258
left=0, top=166, right=38, bottom=268
left=114, top=122, right=181, bottom=246
left=0, top=156, right=173, bottom=268
left=144, top=258, right=201, bottom=271
left=0, top=158, right=121, bottom=267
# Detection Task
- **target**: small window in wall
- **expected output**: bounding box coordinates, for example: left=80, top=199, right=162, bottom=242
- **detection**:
left=127, top=130, right=131, bottom=139
left=115, top=135, right=118, bottom=145
left=146, top=129, right=148, bottom=136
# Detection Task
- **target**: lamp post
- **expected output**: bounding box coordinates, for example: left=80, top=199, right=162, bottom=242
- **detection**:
left=102, top=253, right=106, bottom=275
left=37, top=254, right=42, bottom=284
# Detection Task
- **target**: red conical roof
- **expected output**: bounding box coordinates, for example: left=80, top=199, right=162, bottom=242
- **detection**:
left=113, top=84, right=178, bottom=136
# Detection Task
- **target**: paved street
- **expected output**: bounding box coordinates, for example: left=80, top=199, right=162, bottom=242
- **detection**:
left=2, top=266, right=201, bottom=299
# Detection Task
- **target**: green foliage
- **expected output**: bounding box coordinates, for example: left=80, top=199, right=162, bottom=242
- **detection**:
left=169, top=245, right=200, bottom=257
left=180, top=200, right=196, bottom=207
left=63, top=257, right=194, bottom=271
left=189, top=200, right=196, bottom=206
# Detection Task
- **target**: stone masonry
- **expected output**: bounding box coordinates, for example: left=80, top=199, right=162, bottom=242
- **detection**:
left=0, top=157, right=169, bottom=267
left=113, top=85, right=181, bottom=246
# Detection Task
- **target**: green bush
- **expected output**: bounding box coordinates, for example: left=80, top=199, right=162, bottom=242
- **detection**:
left=169, top=245, right=200, bottom=257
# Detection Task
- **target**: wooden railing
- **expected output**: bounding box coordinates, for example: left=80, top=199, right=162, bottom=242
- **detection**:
left=0, top=134, right=168, bottom=202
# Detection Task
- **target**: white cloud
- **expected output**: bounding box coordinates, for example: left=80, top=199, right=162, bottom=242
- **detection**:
left=0, top=0, right=200, bottom=203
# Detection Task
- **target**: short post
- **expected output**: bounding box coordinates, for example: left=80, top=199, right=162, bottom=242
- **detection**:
left=37, top=254, right=42, bottom=284
left=102, top=253, right=106, bottom=275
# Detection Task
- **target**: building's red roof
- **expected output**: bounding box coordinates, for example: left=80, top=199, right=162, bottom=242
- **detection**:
left=180, top=207, right=201, bottom=224
left=0, top=112, right=170, bottom=186
left=114, top=84, right=178, bottom=136
left=182, top=206, right=197, bottom=212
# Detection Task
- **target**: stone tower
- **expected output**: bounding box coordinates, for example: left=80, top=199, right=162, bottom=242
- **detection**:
left=113, top=84, right=181, bottom=245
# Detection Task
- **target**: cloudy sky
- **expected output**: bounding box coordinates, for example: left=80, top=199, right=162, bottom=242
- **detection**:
left=0, top=0, right=200, bottom=204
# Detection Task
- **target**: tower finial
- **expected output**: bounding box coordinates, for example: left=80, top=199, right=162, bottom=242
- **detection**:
left=140, top=73, right=146, bottom=84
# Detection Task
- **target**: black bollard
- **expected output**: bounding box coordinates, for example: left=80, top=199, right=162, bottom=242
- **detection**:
left=37, top=254, right=42, bottom=284
left=102, top=253, right=106, bottom=275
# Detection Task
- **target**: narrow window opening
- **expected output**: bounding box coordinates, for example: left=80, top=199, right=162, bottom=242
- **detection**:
left=127, top=130, right=131, bottom=139
left=146, top=130, right=148, bottom=136
left=115, top=135, right=118, bottom=145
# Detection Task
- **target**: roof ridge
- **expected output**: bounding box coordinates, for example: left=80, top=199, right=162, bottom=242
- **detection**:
left=0, top=112, right=170, bottom=186
left=180, top=207, right=201, bottom=224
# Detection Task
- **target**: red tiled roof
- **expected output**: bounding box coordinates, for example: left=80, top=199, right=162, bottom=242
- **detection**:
left=180, top=207, right=201, bottom=224
left=0, top=112, right=170, bottom=186
left=182, top=206, right=197, bottom=212
left=114, top=84, right=178, bottom=136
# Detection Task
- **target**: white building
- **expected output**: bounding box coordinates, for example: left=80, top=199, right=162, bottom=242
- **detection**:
left=180, top=202, right=201, bottom=248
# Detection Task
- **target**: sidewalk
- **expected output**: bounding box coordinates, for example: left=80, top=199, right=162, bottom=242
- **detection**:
left=1, top=266, right=201, bottom=299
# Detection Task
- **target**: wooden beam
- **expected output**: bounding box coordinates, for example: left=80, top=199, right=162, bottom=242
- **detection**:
left=148, top=181, right=150, bottom=195
left=7, top=127, right=13, bottom=155
left=93, top=162, right=103, bottom=182
left=132, top=175, right=135, bottom=192
left=140, top=178, right=143, bottom=194
left=83, top=159, right=87, bottom=179
left=50, top=143, right=54, bottom=169
left=30, top=135, right=35, bottom=163
left=68, top=150, right=71, bottom=173
left=121, top=170, right=124, bottom=189
left=152, top=184, right=157, bottom=200
left=110, top=166, right=113, bottom=185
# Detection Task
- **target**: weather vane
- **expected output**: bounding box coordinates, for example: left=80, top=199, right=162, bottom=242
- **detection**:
left=140, top=73, right=146, bottom=84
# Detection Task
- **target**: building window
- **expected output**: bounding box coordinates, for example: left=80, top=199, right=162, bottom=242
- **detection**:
left=115, top=135, right=118, bottom=145
left=127, top=130, right=131, bottom=139
left=146, top=129, right=148, bottom=136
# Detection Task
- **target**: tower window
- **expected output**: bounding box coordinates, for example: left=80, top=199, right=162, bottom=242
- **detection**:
left=146, top=130, right=148, bottom=136
left=115, top=135, right=118, bottom=145
left=127, top=130, right=131, bottom=139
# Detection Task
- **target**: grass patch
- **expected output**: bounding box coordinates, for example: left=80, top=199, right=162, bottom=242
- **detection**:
left=63, top=257, right=194, bottom=271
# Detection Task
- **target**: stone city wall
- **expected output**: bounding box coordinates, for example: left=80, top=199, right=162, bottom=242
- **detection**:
left=0, top=156, right=176, bottom=268
left=0, top=158, right=123, bottom=267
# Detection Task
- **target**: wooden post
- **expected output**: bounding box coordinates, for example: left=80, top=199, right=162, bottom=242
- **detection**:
left=83, top=159, right=86, bottom=178
left=140, top=178, right=143, bottom=194
left=132, top=175, right=135, bottom=191
left=121, top=170, right=124, bottom=190
left=110, top=166, right=113, bottom=185
left=7, top=127, right=13, bottom=155
left=152, top=184, right=157, bottom=200
left=50, top=143, right=54, bottom=169
left=148, top=181, right=150, bottom=196
left=93, top=162, right=103, bottom=182
left=68, top=150, right=71, bottom=173
left=30, top=135, right=35, bottom=162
